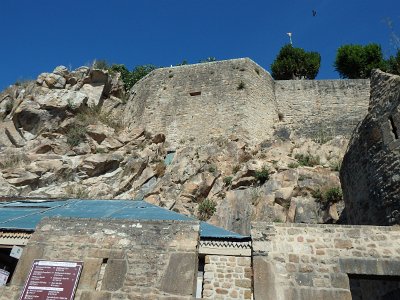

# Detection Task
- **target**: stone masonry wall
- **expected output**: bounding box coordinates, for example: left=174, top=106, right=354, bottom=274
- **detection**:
left=123, top=58, right=278, bottom=147
left=202, top=255, right=252, bottom=299
left=0, top=218, right=200, bottom=300
left=340, top=70, right=400, bottom=225
left=252, top=222, right=400, bottom=300
left=275, top=79, right=370, bottom=138
left=122, top=58, right=370, bottom=148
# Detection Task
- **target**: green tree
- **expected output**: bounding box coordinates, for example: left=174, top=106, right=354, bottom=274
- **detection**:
left=334, top=43, right=386, bottom=79
left=386, top=50, right=400, bottom=75
left=271, top=44, right=321, bottom=80
left=110, top=64, right=157, bottom=91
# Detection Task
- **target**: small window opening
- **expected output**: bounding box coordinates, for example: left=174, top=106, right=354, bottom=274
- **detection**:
left=0, top=247, right=19, bottom=286
left=190, top=91, right=201, bottom=96
left=389, top=116, right=399, bottom=140
left=95, top=258, right=108, bottom=291
left=195, top=256, right=205, bottom=298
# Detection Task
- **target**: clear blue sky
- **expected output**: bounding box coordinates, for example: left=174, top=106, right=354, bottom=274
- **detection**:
left=1, top=0, right=399, bottom=89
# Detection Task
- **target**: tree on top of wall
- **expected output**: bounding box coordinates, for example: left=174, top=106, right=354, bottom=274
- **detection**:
left=271, top=44, right=321, bottom=80
left=333, top=44, right=386, bottom=79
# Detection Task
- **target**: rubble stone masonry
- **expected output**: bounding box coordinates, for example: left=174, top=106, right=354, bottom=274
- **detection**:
left=0, top=218, right=200, bottom=300
left=122, top=58, right=370, bottom=148
left=202, top=255, right=252, bottom=300
left=252, top=222, right=400, bottom=300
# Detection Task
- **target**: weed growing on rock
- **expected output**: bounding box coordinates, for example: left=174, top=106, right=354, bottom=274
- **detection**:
left=294, top=154, right=320, bottom=167
left=66, top=125, right=87, bottom=147
left=232, top=165, right=240, bottom=174
left=0, top=152, right=30, bottom=169
left=223, top=176, right=233, bottom=186
left=312, top=186, right=343, bottom=207
left=288, top=162, right=299, bottom=168
left=198, top=198, right=217, bottom=221
left=255, top=165, right=270, bottom=184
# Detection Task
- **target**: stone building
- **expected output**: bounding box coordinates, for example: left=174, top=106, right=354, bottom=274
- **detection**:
left=0, top=199, right=399, bottom=300
left=0, top=199, right=251, bottom=300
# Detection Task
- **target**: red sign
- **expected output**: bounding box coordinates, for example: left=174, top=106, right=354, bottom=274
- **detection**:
left=20, top=260, right=83, bottom=300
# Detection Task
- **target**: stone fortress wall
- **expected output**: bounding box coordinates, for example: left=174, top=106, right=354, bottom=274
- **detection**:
left=122, top=58, right=370, bottom=147
left=123, top=58, right=278, bottom=147
left=275, top=79, right=370, bottom=138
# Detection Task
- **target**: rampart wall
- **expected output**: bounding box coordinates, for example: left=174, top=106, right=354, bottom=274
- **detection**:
left=275, top=79, right=370, bottom=138
left=252, top=222, right=400, bottom=300
left=123, top=58, right=278, bottom=147
left=122, top=58, right=371, bottom=147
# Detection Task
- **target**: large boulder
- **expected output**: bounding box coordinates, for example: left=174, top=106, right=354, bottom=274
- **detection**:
left=35, top=89, right=88, bottom=110
left=36, top=72, right=66, bottom=89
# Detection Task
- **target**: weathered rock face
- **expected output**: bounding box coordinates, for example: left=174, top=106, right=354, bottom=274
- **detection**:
left=340, top=70, right=400, bottom=225
left=0, top=60, right=361, bottom=235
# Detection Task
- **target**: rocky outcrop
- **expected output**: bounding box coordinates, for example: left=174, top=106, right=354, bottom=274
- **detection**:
left=0, top=63, right=350, bottom=235
left=340, top=70, right=400, bottom=225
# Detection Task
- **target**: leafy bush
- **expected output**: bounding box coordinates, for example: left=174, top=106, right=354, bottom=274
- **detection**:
left=294, top=154, right=320, bottom=167
left=334, top=43, right=386, bottom=78
left=223, top=176, right=233, bottom=186
left=386, top=50, right=400, bottom=75
left=110, top=64, right=158, bottom=91
left=324, top=187, right=343, bottom=203
left=312, top=186, right=343, bottom=206
left=288, top=162, right=299, bottom=169
left=255, top=165, right=269, bottom=184
left=271, top=44, right=321, bottom=80
left=198, top=199, right=217, bottom=221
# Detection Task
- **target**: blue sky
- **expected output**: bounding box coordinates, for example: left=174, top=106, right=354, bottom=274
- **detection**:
left=1, top=0, right=399, bottom=89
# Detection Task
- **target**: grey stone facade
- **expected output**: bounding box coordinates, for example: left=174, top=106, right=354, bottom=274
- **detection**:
left=1, top=218, right=200, bottom=300
left=122, top=58, right=370, bottom=148
left=252, top=222, right=400, bottom=300
left=340, top=70, right=400, bottom=225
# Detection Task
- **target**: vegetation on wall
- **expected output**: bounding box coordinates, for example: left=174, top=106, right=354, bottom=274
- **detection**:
left=271, top=44, right=321, bottom=80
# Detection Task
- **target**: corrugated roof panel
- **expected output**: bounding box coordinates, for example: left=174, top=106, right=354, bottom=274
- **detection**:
left=0, top=199, right=248, bottom=239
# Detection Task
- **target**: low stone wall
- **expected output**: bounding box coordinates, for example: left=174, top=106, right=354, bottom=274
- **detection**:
left=252, top=222, right=400, bottom=300
left=1, top=218, right=200, bottom=300
left=203, top=255, right=252, bottom=299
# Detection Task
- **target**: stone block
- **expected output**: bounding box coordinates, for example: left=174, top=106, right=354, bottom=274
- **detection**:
left=78, top=258, right=103, bottom=290
left=159, top=252, right=197, bottom=296
left=295, top=273, right=313, bottom=286
left=11, top=243, right=45, bottom=286
left=79, top=291, right=111, bottom=300
left=101, top=259, right=127, bottom=291
left=330, top=273, right=349, bottom=289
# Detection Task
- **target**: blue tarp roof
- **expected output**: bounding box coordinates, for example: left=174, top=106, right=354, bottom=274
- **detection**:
left=0, top=199, right=248, bottom=240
